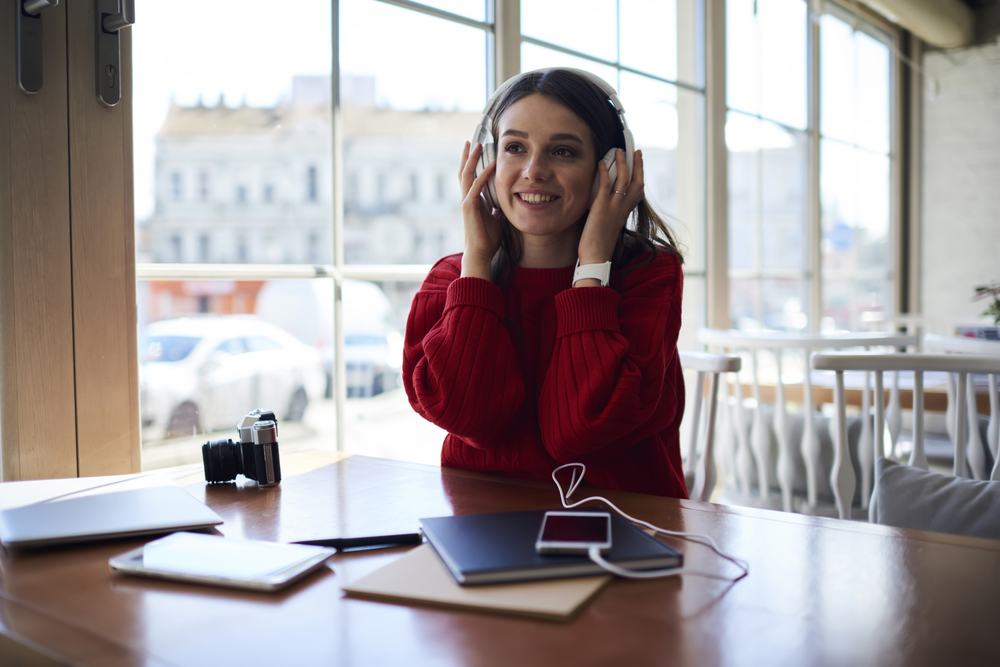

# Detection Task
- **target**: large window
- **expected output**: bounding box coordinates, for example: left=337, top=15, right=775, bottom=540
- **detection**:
left=726, top=0, right=896, bottom=331
left=130, top=0, right=707, bottom=468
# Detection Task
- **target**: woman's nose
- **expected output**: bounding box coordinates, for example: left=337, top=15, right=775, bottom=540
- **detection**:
left=522, top=153, right=551, bottom=180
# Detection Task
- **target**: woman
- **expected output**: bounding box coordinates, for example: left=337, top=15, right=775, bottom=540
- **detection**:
left=403, top=68, right=687, bottom=497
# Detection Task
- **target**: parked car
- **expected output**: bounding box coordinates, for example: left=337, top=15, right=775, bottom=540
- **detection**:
left=140, top=315, right=326, bottom=440
left=255, top=279, right=403, bottom=398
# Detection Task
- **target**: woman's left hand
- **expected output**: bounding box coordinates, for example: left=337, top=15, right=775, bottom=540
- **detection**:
left=578, top=148, right=645, bottom=265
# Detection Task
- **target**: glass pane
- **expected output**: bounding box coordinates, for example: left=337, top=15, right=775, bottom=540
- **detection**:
left=679, top=274, right=706, bottom=351
left=726, top=113, right=759, bottom=273
left=620, top=0, right=704, bottom=85
left=760, top=277, right=809, bottom=331
left=520, top=43, right=619, bottom=84
left=138, top=278, right=332, bottom=467
left=340, top=0, right=487, bottom=264
left=727, top=113, right=807, bottom=274
left=821, top=141, right=891, bottom=329
left=821, top=14, right=890, bottom=152
left=729, top=276, right=808, bottom=331
left=760, top=128, right=807, bottom=270
left=343, top=279, right=446, bottom=465
left=854, top=30, right=891, bottom=153
left=729, top=275, right=761, bottom=329
left=132, top=0, right=333, bottom=266
left=418, top=0, right=487, bottom=21
left=619, top=73, right=706, bottom=271
left=726, top=0, right=807, bottom=129
left=521, top=0, right=617, bottom=63
left=821, top=275, right=890, bottom=332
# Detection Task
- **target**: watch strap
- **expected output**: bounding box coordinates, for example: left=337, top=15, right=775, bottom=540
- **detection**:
left=572, top=260, right=612, bottom=287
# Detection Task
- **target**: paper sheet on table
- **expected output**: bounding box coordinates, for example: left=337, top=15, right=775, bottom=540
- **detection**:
left=342, top=544, right=610, bottom=622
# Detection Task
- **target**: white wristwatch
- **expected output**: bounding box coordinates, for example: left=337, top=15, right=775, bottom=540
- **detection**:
left=572, top=260, right=612, bottom=287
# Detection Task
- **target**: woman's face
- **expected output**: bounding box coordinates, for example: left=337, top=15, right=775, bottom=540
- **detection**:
left=493, top=93, right=597, bottom=241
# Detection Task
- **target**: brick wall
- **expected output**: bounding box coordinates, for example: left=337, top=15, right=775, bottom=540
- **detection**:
left=921, top=40, right=1000, bottom=331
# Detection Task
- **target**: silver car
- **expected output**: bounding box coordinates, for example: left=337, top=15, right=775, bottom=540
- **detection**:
left=140, top=315, right=326, bottom=440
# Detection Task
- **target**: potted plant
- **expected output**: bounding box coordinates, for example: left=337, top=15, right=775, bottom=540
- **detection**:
left=960, top=282, right=1000, bottom=340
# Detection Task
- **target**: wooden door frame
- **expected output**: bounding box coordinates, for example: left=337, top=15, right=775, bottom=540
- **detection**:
left=1, top=2, right=138, bottom=480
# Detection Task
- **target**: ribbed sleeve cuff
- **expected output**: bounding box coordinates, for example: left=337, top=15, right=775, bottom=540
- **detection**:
left=445, top=277, right=505, bottom=319
left=554, top=287, right=620, bottom=336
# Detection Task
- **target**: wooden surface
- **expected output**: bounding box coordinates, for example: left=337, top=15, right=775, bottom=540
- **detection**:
left=1, top=453, right=998, bottom=666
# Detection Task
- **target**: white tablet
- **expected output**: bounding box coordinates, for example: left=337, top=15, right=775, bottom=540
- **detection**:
left=109, top=532, right=335, bottom=592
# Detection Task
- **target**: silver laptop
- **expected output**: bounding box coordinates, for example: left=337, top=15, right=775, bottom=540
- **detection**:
left=0, top=486, right=224, bottom=549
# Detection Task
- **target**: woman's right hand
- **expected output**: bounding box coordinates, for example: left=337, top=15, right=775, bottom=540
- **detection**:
left=459, top=141, right=500, bottom=279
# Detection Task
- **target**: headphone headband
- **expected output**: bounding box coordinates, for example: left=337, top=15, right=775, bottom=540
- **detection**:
left=479, top=68, right=628, bottom=134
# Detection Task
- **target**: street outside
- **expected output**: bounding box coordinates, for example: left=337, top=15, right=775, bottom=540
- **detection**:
left=141, top=388, right=445, bottom=471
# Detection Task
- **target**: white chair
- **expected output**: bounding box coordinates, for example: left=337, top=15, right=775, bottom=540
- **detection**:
left=922, top=334, right=1000, bottom=480
left=679, top=351, right=741, bottom=502
left=812, top=351, right=1000, bottom=526
left=699, top=329, right=918, bottom=515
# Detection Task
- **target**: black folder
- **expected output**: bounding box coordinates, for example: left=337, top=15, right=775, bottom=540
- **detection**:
left=420, top=510, right=682, bottom=585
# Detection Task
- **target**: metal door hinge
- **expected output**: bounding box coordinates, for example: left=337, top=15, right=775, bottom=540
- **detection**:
left=15, top=0, right=60, bottom=94
left=95, top=0, right=134, bottom=107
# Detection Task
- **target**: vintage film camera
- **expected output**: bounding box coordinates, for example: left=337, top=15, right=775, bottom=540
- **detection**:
left=201, top=409, right=281, bottom=486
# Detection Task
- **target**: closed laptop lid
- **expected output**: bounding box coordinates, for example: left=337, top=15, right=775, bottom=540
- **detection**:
left=0, top=486, right=223, bottom=549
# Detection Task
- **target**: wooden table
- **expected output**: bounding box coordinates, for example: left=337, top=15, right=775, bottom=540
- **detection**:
left=1, top=453, right=998, bottom=666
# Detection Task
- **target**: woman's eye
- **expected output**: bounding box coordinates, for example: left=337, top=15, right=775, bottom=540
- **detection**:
left=553, top=147, right=576, bottom=158
left=503, top=142, right=525, bottom=154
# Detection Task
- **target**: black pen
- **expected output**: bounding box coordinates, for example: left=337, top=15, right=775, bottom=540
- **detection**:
left=291, top=532, right=423, bottom=551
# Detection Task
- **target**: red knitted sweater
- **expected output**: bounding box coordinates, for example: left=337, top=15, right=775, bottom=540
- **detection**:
left=403, top=250, right=687, bottom=498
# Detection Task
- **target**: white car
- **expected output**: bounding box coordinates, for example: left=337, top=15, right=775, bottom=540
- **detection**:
left=255, top=279, right=403, bottom=398
left=140, top=316, right=326, bottom=440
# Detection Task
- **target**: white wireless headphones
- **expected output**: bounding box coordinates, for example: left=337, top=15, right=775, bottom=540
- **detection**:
left=471, top=68, right=635, bottom=210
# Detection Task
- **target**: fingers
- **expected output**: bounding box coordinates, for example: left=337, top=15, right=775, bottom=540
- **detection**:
left=613, top=148, right=628, bottom=195
left=625, top=149, right=645, bottom=208
left=459, top=141, right=470, bottom=181
left=593, top=159, right=611, bottom=205
left=468, top=159, right=495, bottom=202
left=460, top=141, right=485, bottom=194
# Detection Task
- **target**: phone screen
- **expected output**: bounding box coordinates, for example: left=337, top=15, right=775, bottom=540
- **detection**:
left=541, top=514, right=610, bottom=542
left=536, top=512, right=612, bottom=554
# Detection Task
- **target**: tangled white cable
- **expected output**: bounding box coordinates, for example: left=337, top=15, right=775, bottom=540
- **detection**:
left=551, top=462, right=749, bottom=582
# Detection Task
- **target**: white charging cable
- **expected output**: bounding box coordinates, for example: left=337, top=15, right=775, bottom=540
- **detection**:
left=551, top=462, right=749, bottom=582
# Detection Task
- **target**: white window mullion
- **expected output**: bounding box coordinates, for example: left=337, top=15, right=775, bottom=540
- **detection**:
left=808, top=1, right=822, bottom=332
left=706, top=0, right=729, bottom=327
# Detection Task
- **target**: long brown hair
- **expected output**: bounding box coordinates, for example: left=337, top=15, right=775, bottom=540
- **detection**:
left=484, top=69, right=684, bottom=284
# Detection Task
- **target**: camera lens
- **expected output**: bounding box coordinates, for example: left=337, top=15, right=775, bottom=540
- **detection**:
left=201, top=438, right=242, bottom=483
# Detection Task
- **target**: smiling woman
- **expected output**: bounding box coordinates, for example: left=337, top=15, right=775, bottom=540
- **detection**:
left=402, top=68, right=689, bottom=498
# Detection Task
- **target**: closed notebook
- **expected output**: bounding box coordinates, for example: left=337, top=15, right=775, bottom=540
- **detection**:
left=420, top=510, right=682, bottom=585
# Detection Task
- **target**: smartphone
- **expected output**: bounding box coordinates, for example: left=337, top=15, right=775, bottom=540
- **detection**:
left=535, top=511, right=612, bottom=555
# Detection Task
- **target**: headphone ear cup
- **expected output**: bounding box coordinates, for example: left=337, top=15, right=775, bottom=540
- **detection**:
left=591, top=148, right=619, bottom=200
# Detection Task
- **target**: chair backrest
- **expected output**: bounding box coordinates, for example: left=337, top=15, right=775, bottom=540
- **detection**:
left=811, top=351, right=1000, bottom=520
left=699, top=329, right=919, bottom=514
left=679, top=351, right=741, bottom=502
left=922, top=334, right=1000, bottom=480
